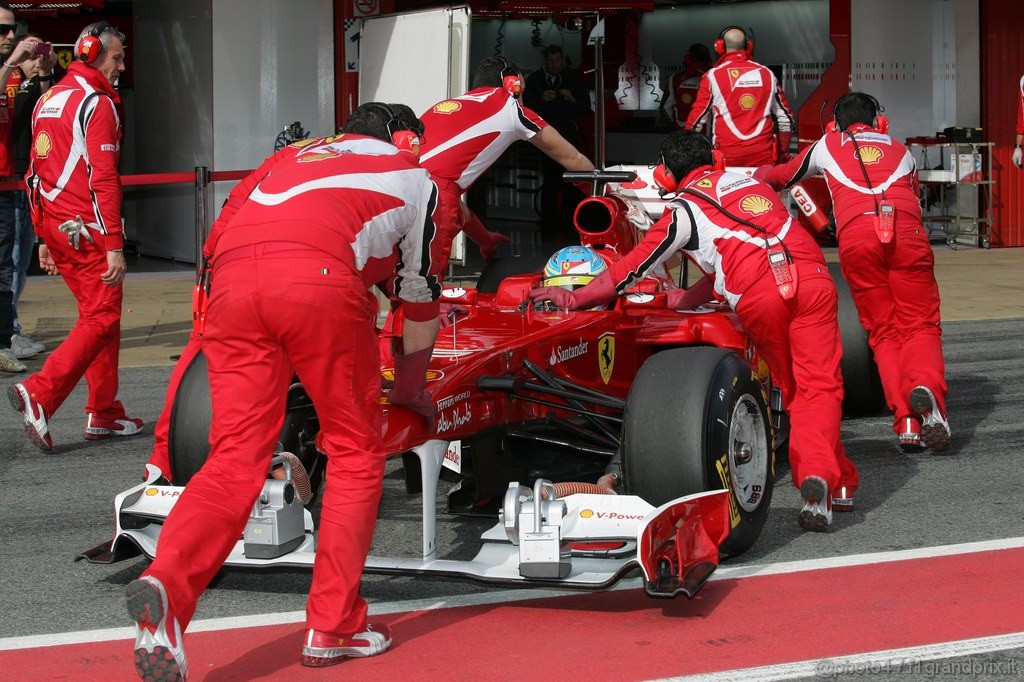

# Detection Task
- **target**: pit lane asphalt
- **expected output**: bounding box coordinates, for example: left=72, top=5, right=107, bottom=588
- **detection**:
left=1, top=317, right=1022, bottom=678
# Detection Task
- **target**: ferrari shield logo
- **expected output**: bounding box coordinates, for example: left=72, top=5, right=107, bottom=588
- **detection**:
left=598, top=332, right=615, bottom=385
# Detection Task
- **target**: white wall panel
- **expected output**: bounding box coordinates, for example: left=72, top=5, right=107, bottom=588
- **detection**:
left=211, top=0, right=334, bottom=238
left=852, top=0, right=978, bottom=141
left=130, top=0, right=213, bottom=261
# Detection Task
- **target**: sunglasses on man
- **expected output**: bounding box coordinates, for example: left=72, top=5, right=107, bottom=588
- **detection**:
left=0, top=24, right=17, bottom=37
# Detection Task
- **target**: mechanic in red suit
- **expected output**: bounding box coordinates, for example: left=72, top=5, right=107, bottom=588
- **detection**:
left=664, top=43, right=712, bottom=130
left=142, top=105, right=427, bottom=484
left=756, top=92, right=951, bottom=453
left=123, top=103, right=442, bottom=680
left=531, top=130, right=858, bottom=531
left=1014, top=74, right=1024, bottom=169
left=8, top=22, right=142, bottom=450
left=685, top=27, right=794, bottom=167
left=418, top=56, right=595, bottom=272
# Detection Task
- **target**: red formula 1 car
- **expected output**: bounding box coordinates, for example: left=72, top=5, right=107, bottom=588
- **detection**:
left=84, top=171, right=882, bottom=600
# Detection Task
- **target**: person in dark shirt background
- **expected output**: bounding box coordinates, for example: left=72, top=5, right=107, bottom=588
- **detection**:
left=524, top=45, right=591, bottom=240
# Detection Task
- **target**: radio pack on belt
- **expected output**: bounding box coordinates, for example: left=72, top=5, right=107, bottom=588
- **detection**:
left=767, top=243, right=797, bottom=300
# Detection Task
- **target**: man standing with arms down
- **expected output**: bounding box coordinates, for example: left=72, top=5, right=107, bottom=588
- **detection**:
left=124, top=103, right=441, bottom=680
left=757, top=92, right=951, bottom=452
left=531, top=130, right=858, bottom=529
left=8, top=21, right=138, bottom=450
left=0, top=2, right=41, bottom=372
left=419, top=56, right=595, bottom=273
left=686, top=26, right=794, bottom=166
left=524, top=45, right=592, bottom=236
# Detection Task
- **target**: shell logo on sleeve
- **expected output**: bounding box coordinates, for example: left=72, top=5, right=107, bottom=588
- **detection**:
left=857, top=146, right=884, bottom=164
left=739, top=194, right=773, bottom=216
left=432, top=100, right=462, bottom=114
left=34, top=132, right=52, bottom=159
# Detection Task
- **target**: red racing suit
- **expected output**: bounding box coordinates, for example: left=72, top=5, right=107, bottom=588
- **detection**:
left=607, top=166, right=857, bottom=494
left=418, top=87, right=546, bottom=272
left=665, top=63, right=707, bottom=130
left=145, top=137, right=419, bottom=481
left=759, top=125, right=947, bottom=433
left=142, top=133, right=442, bottom=636
left=19, top=61, right=129, bottom=422
left=685, top=51, right=794, bottom=167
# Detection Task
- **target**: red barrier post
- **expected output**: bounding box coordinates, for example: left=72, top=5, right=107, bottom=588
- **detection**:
left=194, top=166, right=210, bottom=275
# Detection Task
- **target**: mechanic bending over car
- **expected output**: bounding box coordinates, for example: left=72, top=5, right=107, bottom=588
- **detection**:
left=756, top=92, right=951, bottom=453
left=124, top=102, right=441, bottom=681
left=142, top=104, right=425, bottom=485
left=417, top=55, right=596, bottom=272
left=686, top=26, right=795, bottom=166
left=530, top=129, right=859, bottom=532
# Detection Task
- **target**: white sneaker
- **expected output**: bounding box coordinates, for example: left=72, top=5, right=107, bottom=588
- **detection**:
left=13, top=333, right=44, bottom=353
left=11, top=334, right=39, bottom=359
left=798, top=476, right=833, bottom=532
left=909, top=386, right=951, bottom=452
left=0, top=348, right=27, bottom=373
left=127, top=576, right=188, bottom=681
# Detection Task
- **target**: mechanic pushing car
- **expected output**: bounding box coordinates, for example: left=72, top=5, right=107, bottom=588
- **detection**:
left=142, top=106, right=425, bottom=484
left=756, top=92, right=951, bottom=452
left=123, top=103, right=442, bottom=681
left=530, top=129, right=858, bottom=532
left=418, top=55, right=595, bottom=272
left=686, top=26, right=795, bottom=166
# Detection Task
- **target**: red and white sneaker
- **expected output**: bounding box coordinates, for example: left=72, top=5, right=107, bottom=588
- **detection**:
left=909, top=386, right=951, bottom=452
left=8, top=383, right=52, bottom=451
left=126, top=575, right=188, bottom=681
left=301, top=624, right=392, bottom=667
left=832, top=485, right=856, bottom=513
left=897, top=416, right=923, bottom=453
left=798, top=476, right=832, bottom=532
left=85, top=413, right=145, bottom=440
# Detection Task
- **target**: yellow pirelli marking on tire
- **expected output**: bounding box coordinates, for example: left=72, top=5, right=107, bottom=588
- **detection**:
left=716, top=454, right=742, bottom=528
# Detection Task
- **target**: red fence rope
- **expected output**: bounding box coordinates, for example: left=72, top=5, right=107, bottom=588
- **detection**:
left=0, top=169, right=253, bottom=192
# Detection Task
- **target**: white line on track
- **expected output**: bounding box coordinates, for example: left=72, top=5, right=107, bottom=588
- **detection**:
left=2, top=535, right=1022, bottom=652
left=656, top=632, right=1024, bottom=681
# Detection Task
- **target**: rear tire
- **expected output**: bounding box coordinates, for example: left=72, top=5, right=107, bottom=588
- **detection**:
left=167, top=350, right=325, bottom=500
left=622, top=347, right=773, bottom=558
left=829, top=263, right=886, bottom=415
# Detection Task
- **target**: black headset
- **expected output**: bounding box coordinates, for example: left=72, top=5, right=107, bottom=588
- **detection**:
left=364, top=102, right=421, bottom=154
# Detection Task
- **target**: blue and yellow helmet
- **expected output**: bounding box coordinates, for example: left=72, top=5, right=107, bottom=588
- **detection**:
left=543, top=246, right=607, bottom=290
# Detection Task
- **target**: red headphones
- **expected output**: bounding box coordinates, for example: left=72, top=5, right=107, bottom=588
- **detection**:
left=827, top=93, right=889, bottom=135
left=367, top=102, right=423, bottom=157
left=653, top=146, right=726, bottom=195
left=76, top=21, right=113, bottom=65
left=498, top=56, right=523, bottom=97
left=714, top=26, right=754, bottom=56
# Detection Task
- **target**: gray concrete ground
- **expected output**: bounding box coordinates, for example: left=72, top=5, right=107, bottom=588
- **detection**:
left=0, top=247, right=1021, bottom=680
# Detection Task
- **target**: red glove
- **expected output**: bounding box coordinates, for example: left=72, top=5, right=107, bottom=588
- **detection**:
left=777, top=132, right=792, bottom=162
left=528, top=271, right=618, bottom=311
left=478, top=231, right=510, bottom=263
left=665, top=275, right=715, bottom=310
left=752, top=165, right=772, bottom=183
left=665, top=287, right=710, bottom=310
left=389, top=346, right=435, bottom=426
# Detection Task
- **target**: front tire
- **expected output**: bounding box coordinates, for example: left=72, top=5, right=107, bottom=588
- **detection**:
left=622, top=347, right=773, bottom=558
left=167, top=350, right=324, bottom=500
